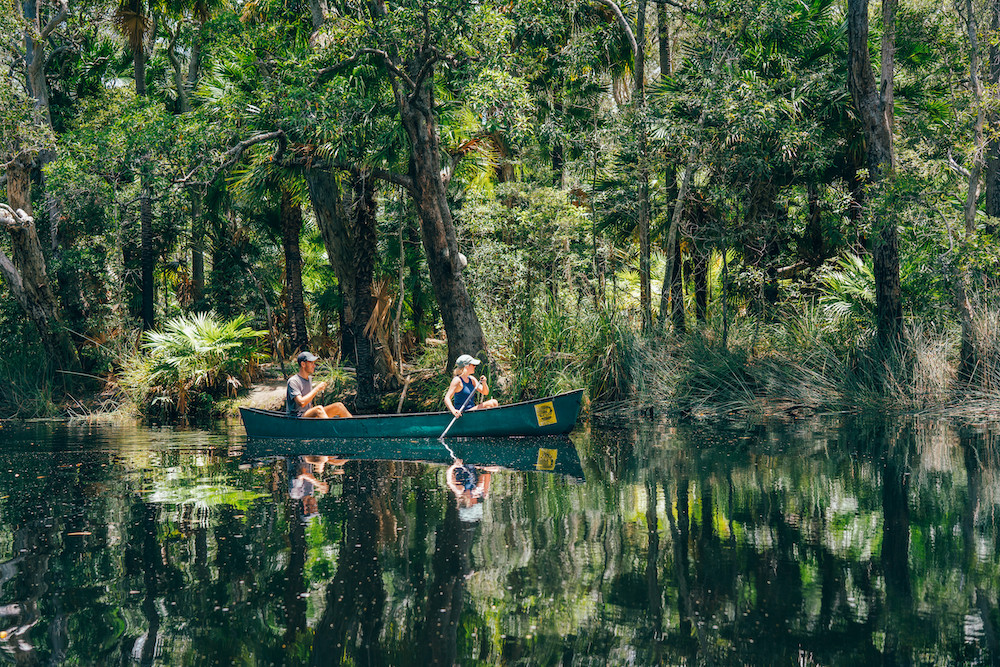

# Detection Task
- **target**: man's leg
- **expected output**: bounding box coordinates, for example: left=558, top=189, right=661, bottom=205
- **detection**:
left=301, top=405, right=329, bottom=419
left=323, top=402, right=352, bottom=418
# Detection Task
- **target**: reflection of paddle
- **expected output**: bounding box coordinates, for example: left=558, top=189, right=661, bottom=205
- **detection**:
left=440, top=376, right=481, bottom=440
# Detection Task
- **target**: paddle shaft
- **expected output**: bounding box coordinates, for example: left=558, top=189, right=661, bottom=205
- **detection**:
left=440, top=375, right=481, bottom=440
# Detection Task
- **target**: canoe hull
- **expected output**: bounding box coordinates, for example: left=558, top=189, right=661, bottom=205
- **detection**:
left=239, top=389, right=584, bottom=439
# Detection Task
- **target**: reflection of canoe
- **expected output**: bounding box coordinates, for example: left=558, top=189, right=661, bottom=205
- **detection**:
left=242, top=436, right=585, bottom=480
left=239, top=389, right=584, bottom=439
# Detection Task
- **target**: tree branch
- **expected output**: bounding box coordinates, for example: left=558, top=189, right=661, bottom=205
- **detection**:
left=0, top=247, right=28, bottom=313
left=317, top=48, right=415, bottom=89
left=948, top=148, right=972, bottom=179
left=175, top=130, right=287, bottom=186
left=39, top=0, right=69, bottom=40
left=649, top=0, right=708, bottom=17
left=0, top=204, right=35, bottom=230
left=409, top=51, right=438, bottom=98
left=596, top=0, right=638, bottom=58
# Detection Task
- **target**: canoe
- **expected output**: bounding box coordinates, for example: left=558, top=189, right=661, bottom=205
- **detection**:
left=242, top=435, right=585, bottom=480
left=239, top=388, right=584, bottom=439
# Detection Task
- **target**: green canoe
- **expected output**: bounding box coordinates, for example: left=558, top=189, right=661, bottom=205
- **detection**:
left=242, top=435, right=585, bottom=480
left=239, top=389, right=584, bottom=439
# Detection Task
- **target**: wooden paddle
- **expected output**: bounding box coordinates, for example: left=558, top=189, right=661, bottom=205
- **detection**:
left=440, top=375, right=481, bottom=440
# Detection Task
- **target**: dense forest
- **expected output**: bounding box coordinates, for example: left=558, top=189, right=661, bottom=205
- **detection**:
left=2, top=0, right=999, bottom=419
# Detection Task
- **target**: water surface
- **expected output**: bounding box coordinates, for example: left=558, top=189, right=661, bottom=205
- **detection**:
left=0, top=417, right=997, bottom=665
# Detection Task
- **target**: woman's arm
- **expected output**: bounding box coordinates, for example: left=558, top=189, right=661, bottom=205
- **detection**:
left=477, top=376, right=489, bottom=395
left=444, top=377, right=462, bottom=417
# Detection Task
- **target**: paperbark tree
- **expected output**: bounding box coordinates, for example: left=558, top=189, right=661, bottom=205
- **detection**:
left=115, top=0, right=157, bottom=329
left=600, top=0, right=653, bottom=330
left=307, top=168, right=380, bottom=413
left=983, top=0, right=1000, bottom=225
left=280, top=187, right=309, bottom=354
left=948, top=0, right=988, bottom=380
left=2, top=159, right=79, bottom=370
left=332, top=3, right=488, bottom=371
left=846, top=0, right=901, bottom=346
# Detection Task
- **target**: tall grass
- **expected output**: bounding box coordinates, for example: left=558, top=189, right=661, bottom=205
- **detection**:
left=0, top=355, right=58, bottom=418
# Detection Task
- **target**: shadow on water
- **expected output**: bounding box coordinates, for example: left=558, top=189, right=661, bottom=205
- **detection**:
left=0, top=419, right=997, bottom=664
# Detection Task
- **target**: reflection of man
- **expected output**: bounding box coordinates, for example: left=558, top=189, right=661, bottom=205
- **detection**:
left=286, top=351, right=352, bottom=419
left=446, top=460, right=493, bottom=522
left=288, top=456, right=331, bottom=521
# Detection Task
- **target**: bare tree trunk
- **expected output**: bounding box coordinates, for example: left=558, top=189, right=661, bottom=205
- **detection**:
left=3, top=158, right=79, bottom=370
left=846, top=0, right=901, bottom=346
left=670, top=238, right=685, bottom=332
left=140, top=171, right=155, bottom=330
left=985, top=0, right=1000, bottom=228
left=657, top=3, right=672, bottom=77
left=307, top=169, right=379, bottom=413
left=397, top=83, right=488, bottom=370
left=955, top=0, right=988, bottom=380
left=658, top=142, right=697, bottom=327
left=281, top=188, right=309, bottom=354
left=191, top=190, right=204, bottom=301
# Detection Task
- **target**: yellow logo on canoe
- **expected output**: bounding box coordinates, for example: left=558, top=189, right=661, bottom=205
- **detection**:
left=534, top=401, right=557, bottom=426
left=536, top=448, right=558, bottom=470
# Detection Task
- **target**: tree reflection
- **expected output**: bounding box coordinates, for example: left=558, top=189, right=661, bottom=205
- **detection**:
left=311, top=460, right=387, bottom=667
left=0, top=420, right=998, bottom=663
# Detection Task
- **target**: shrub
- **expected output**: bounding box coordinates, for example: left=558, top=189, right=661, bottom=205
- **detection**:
left=122, top=312, right=266, bottom=420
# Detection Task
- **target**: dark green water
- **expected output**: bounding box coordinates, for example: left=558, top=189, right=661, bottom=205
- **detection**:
left=0, top=417, right=997, bottom=665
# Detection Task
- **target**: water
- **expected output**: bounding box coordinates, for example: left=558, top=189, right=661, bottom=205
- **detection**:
left=0, top=416, right=997, bottom=665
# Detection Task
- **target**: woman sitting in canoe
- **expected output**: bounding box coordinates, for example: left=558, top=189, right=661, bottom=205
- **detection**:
left=445, top=354, right=498, bottom=418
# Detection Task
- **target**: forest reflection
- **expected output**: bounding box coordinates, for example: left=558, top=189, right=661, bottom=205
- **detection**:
left=0, top=419, right=997, bottom=665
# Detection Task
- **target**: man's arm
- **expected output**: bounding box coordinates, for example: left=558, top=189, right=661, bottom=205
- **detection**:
left=295, top=380, right=328, bottom=407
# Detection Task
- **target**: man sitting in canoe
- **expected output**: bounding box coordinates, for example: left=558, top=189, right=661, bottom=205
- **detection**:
left=444, top=354, right=499, bottom=418
left=286, top=351, right=352, bottom=419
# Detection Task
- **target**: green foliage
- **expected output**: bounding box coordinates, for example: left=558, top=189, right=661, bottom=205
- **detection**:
left=122, top=312, right=266, bottom=419
left=818, top=253, right=876, bottom=331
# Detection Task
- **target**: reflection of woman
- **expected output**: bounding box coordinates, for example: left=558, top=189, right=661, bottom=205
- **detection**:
left=446, top=459, right=492, bottom=522
left=444, top=355, right=499, bottom=418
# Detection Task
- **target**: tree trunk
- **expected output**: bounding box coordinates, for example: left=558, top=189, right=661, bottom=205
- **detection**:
left=3, top=158, right=79, bottom=371
left=635, top=0, right=651, bottom=331
left=307, top=169, right=379, bottom=413
left=670, top=237, right=685, bottom=332
left=658, top=145, right=697, bottom=327
left=191, top=190, right=204, bottom=301
left=847, top=0, right=902, bottom=346
left=955, top=0, right=988, bottom=381
left=396, top=80, right=488, bottom=371
left=657, top=2, right=671, bottom=77
left=985, top=0, right=1000, bottom=229
left=692, top=247, right=708, bottom=323
left=140, top=171, right=155, bottom=330
left=281, top=187, right=309, bottom=354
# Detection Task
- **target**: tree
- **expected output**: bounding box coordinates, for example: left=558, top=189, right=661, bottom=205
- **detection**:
left=114, top=0, right=158, bottom=329
left=318, top=1, right=492, bottom=370
left=846, top=0, right=902, bottom=345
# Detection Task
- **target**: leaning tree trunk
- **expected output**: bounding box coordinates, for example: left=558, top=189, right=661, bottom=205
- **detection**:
left=397, top=80, right=488, bottom=371
left=307, top=168, right=379, bottom=413
left=3, top=157, right=79, bottom=371
left=280, top=187, right=309, bottom=354
left=847, top=0, right=902, bottom=347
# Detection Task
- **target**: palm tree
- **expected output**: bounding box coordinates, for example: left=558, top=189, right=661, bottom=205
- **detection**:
left=115, top=0, right=157, bottom=328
